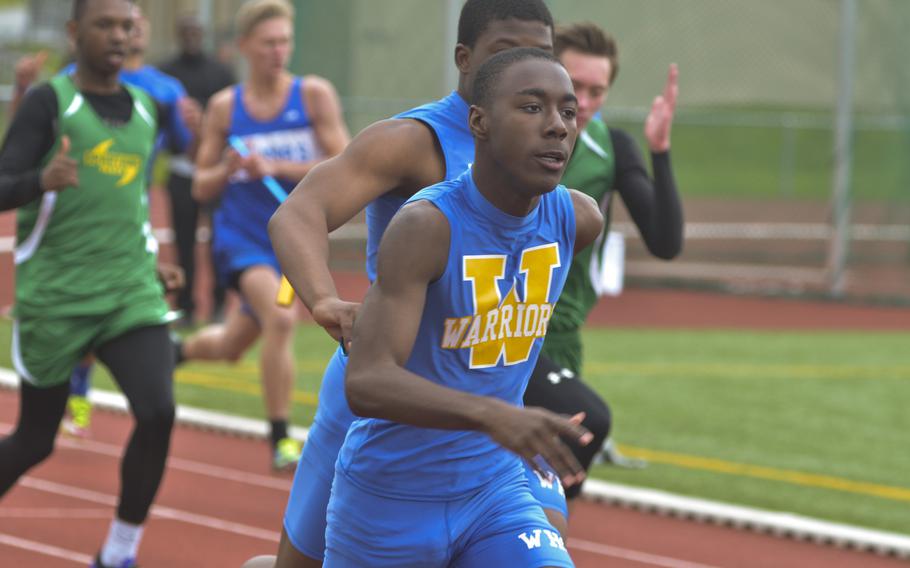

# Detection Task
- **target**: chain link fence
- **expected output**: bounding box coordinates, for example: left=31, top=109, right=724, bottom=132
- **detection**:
left=293, top=0, right=910, bottom=301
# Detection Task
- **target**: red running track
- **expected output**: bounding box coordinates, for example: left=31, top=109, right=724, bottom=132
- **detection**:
left=1, top=390, right=906, bottom=567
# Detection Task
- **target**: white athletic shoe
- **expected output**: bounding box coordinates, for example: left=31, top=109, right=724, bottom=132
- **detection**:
left=596, top=439, right=648, bottom=469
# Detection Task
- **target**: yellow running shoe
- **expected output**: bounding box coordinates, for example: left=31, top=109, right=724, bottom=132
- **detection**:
left=272, top=437, right=302, bottom=471
left=62, top=395, right=92, bottom=438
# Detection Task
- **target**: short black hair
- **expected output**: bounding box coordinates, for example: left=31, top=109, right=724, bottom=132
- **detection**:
left=472, top=47, right=560, bottom=108
left=457, top=0, right=554, bottom=48
left=72, top=0, right=133, bottom=21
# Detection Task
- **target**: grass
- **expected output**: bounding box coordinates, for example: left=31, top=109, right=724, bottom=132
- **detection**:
left=1, top=320, right=908, bottom=534
left=611, top=115, right=910, bottom=201
left=580, top=329, right=910, bottom=533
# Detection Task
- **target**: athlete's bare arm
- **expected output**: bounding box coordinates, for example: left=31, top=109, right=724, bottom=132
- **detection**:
left=570, top=189, right=605, bottom=254
left=345, top=201, right=592, bottom=487
left=175, top=96, right=203, bottom=160
left=268, top=118, right=445, bottom=342
left=267, top=76, right=349, bottom=182
left=191, top=87, right=240, bottom=203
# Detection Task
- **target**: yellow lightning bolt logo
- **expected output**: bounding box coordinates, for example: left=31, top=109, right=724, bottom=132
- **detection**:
left=83, top=139, right=142, bottom=187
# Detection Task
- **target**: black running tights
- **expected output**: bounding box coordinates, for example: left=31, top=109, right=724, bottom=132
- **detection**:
left=0, top=325, right=175, bottom=524
left=523, top=353, right=612, bottom=499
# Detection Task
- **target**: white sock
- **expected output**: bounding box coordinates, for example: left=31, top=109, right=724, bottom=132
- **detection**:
left=100, top=518, right=144, bottom=566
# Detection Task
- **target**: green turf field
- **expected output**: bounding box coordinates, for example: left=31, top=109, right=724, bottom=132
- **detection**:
left=1, top=320, right=908, bottom=535
left=611, top=113, right=910, bottom=201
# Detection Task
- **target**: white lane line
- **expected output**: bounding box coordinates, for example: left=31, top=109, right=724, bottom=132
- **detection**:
left=20, top=477, right=281, bottom=543
left=164, top=454, right=292, bottom=492
left=0, top=507, right=111, bottom=519
left=21, top=477, right=116, bottom=506
left=151, top=507, right=280, bottom=543
left=0, top=533, right=93, bottom=564
left=0, top=422, right=293, bottom=492
left=569, top=538, right=723, bottom=568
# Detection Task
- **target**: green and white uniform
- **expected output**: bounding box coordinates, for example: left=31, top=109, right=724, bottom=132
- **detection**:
left=541, top=118, right=615, bottom=374
left=13, top=75, right=170, bottom=387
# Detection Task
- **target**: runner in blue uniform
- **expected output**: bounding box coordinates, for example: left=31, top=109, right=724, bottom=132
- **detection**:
left=246, top=0, right=584, bottom=566
left=326, top=46, right=602, bottom=568
left=179, top=0, right=349, bottom=471
left=259, top=2, right=565, bottom=567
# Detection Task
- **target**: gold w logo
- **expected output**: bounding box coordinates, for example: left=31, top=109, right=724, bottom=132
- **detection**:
left=442, top=243, right=561, bottom=368
left=83, top=139, right=142, bottom=187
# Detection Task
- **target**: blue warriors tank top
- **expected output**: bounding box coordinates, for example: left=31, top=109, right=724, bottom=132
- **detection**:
left=215, top=77, right=322, bottom=254
left=364, top=91, right=472, bottom=281
left=338, top=169, right=577, bottom=500
left=307, top=94, right=472, bottom=465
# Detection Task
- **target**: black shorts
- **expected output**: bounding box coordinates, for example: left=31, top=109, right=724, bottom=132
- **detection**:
left=524, top=353, right=612, bottom=498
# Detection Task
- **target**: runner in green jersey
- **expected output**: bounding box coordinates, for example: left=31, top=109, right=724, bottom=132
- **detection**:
left=13, top=72, right=169, bottom=365
left=0, top=2, right=181, bottom=566
left=523, top=22, right=684, bottom=511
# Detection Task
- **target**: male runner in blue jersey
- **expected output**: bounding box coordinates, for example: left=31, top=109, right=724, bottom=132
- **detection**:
left=179, top=0, right=350, bottom=471
left=262, top=2, right=565, bottom=566
left=326, top=46, right=602, bottom=567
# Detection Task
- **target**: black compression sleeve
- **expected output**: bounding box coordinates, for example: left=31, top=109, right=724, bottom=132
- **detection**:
left=0, top=84, right=57, bottom=211
left=610, top=128, right=684, bottom=259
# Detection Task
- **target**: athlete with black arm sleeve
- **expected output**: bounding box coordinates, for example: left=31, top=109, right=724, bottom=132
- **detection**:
left=523, top=21, right=684, bottom=526
left=0, top=2, right=184, bottom=566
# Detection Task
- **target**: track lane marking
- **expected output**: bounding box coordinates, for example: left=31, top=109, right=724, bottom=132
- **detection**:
left=569, top=538, right=722, bottom=568
left=20, top=477, right=281, bottom=543
left=0, top=507, right=111, bottom=519
left=0, top=532, right=93, bottom=564
left=0, top=422, right=293, bottom=492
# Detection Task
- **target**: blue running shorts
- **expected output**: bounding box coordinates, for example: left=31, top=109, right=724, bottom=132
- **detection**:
left=324, top=465, right=574, bottom=567
left=524, top=462, right=569, bottom=518
left=283, top=347, right=354, bottom=559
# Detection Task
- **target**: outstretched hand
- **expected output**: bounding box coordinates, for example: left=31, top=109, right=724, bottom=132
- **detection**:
left=486, top=407, right=592, bottom=487
left=644, top=63, right=679, bottom=153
